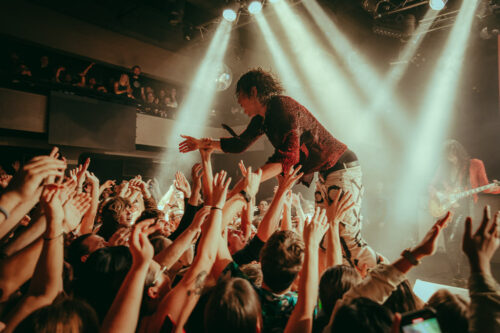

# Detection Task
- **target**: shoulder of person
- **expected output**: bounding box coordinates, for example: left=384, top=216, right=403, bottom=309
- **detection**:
left=469, top=158, right=485, bottom=170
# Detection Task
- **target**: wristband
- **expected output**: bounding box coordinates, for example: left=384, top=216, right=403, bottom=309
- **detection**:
left=211, top=206, right=222, bottom=211
left=401, top=248, right=420, bottom=266
left=0, top=206, right=9, bottom=219
left=239, top=190, right=251, bottom=203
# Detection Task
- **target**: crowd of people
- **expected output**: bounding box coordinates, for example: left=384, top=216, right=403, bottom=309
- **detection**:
left=0, top=141, right=497, bottom=332
left=3, top=47, right=180, bottom=119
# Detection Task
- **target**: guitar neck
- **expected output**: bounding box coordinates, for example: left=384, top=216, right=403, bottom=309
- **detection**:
left=455, top=183, right=496, bottom=200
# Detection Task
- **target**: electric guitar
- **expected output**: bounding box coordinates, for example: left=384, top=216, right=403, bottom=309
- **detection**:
left=429, top=181, right=499, bottom=217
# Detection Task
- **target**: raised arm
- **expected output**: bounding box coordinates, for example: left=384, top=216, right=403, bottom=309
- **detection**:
left=188, top=163, right=203, bottom=207
left=285, top=208, right=329, bottom=333
left=101, top=220, right=160, bottom=333
left=148, top=172, right=231, bottom=332
left=80, top=171, right=100, bottom=234
left=154, top=206, right=210, bottom=270
left=257, top=165, right=303, bottom=242
left=4, top=186, right=65, bottom=332
left=0, top=155, right=65, bottom=239
left=325, top=191, right=354, bottom=268
left=462, top=206, right=500, bottom=333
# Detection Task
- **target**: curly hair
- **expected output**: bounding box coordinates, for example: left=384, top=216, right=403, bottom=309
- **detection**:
left=236, top=68, right=284, bottom=104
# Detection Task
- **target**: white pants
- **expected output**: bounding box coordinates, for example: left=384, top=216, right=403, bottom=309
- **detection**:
left=316, top=165, right=383, bottom=269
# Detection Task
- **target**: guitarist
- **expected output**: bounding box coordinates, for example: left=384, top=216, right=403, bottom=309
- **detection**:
left=429, top=139, right=500, bottom=279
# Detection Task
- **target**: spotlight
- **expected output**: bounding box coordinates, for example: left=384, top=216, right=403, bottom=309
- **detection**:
left=248, top=1, right=263, bottom=14
left=223, top=9, right=237, bottom=22
left=429, top=0, right=447, bottom=10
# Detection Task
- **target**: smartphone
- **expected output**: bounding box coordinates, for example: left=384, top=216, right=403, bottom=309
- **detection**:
left=400, top=308, right=442, bottom=333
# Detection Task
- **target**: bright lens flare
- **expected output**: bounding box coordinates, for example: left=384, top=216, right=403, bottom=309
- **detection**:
left=429, top=0, right=447, bottom=11
left=223, top=9, right=237, bottom=22
left=248, top=1, right=262, bottom=14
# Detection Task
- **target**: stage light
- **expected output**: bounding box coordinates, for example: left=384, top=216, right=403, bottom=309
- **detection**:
left=429, top=0, right=447, bottom=10
left=223, top=9, right=237, bottom=22
left=269, top=0, right=280, bottom=3
left=248, top=1, right=262, bottom=14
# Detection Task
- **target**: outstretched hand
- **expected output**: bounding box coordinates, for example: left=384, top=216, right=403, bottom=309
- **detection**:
left=179, top=135, right=201, bottom=153
left=462, top=205, right=499, bottom=274
left=413, top=211, right=452, bottom=258
left=130, top=220, right=161, bottom=267
left=326, top=190, right=355, bottom=227
left=211, top=171, right=232, bottom=209
left=7, top=156, right=66, bottom=200
left=242, top=166, right=262, bottom=198
left=303, top=207, right=329, bottom=248
left=175, top=171, right=191, bottom=199
left=277, top=165, right=303, bottom=194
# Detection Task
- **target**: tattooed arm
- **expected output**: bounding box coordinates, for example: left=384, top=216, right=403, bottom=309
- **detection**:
left=147, top=172, right=231, bottom=333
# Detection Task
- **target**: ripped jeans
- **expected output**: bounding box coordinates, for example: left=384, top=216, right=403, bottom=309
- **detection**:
left=316, top=165, right=384, bottom=269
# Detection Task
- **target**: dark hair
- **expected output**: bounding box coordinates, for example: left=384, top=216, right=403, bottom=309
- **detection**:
left=14, top=297, right=99, bottom=333
left=443, top=139, right=470, bottom=183
left=383, top=279, right=419, bottom=314
left=236, top=68, right=284, bottom=104
left=66, top=234, right=93, bottom=276
left=427, top=289, right=469, bottom=333
left=137, top=208, right=165, bottom=224
left=240, top=263, right=263, bottom=287
left=150, top=236, right=172, bottom=256
left=260, top=230, right=304, bottom=293
left=73, top=246, right=132, bottom=322
left=205, top=278, right=262, bottom=333
left=331, top=297, right=394, bottom=333
left=98, top=197, right=131, bottom=240
left=319, top=265, right=360, bottom=316
left=132, top=65, right=141, bottom=71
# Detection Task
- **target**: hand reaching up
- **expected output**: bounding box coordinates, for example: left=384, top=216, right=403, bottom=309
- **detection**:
left=242, top=166, right=262, bottom=199
left=7, top=155, right=66, bottom=201
left=40, top=186, right=65, bottom=228
left=174, top=171, right=191, bottom=199
left=191, top=206, right=211, bottom=230
left=191, top=163, right=203, bottom=188
left=326, top=190, right=354, bottom=227
left=129, top=219, right=161, bottom=267
left=413, top=211, right=452, bottom=258
left=462, top=205, right=500, bottom=274
left=303, top=207, right=329, bottom=248
left=211, top=171, right=231, bottom=209
left=277, top=165, right=303, bottom=195
left=63, top=192, right=92, bottom=233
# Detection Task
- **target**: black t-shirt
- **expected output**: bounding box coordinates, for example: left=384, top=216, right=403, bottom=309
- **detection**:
left=130, top=75, right=143, bottom=99
left=232, top=235, right=265, bottom=265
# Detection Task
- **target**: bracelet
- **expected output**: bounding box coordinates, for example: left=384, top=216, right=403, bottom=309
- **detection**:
left=0, top=206, right=9, bottom=219
left=401, top=248, right=420, bottom=266
left=43, top=233, right=64, bottom=241
left=211, top=206, right=223, bottom=211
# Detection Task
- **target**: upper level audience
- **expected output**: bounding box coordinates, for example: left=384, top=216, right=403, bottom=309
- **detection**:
left=1, top=40, right=180, bottom=119
left=0, top=143, right=498, bottom=333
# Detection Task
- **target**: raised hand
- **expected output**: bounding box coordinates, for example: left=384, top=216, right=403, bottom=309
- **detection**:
left=62, top=192, right=92, bottom=233
left=174, top=171, right=191, bottom=199
left=57, top=177, right=77, bottom=205
left=462, top=206, right=500, bottom=274
left=303, top=207, right=329, bottom=248
left=129, top=219, right=161, bottom=267
left=7, top=156, right=66, bottom=200
left=242, top=166, right=262, bottom=198
left=75, top=158, right=91, bottom=191
left=179, top=135, right=201, bottom=153
left=238, top=160, right=248, bottom=178
left=211, top=171, right=232, bottom=209
left=277, top=165, right=303, bottom=195
left=40, top=186, right=65, bottom=228
left=129, top=176, right=151, bottom=199
left=191, top=163, right=203, bottom=186
left=191, top=206, right=211, bottom=230
left=326, top=190, right=355, bottom=226
left=413, top=211, right=451, bottom=258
